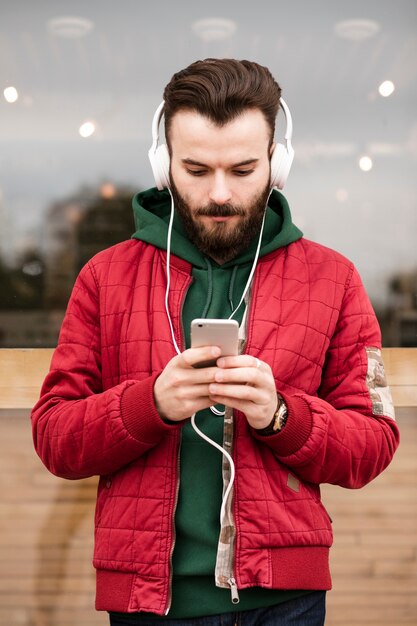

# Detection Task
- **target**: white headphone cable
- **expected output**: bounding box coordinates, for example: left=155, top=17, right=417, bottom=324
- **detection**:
left=227, top=189, right=272, bottom=321
left=164, top=189, right=234, bottom=526
left=164, top=189, right=181, bottom=355
left=190, top=412, right=235, bottom=526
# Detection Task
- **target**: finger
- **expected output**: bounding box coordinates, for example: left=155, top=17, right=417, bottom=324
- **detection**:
left=164, top=386, right=216, bottom=418
left=174, top=383, right=214, bottom=400
left=208, top=392, right=270, bottom=414
left=182, top=346, right=222, bottom=369
left=208, top=382, right=269, bottom=404
left=217, top=355, right=265, bottom=370
left=165, top=395, right=217, bottom=420
left=169, top=364, right=219, bottom=389
left=208, top=394, right=249, bottom=413
left=208, top=394, right=275, bottom=430
left=214, top=366, right=264, bottom=386
left=180, top=395, right=217, bottom=416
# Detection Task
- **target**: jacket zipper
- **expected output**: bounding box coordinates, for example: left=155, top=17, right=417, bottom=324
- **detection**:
left=220, top=283, right=256, bottom=605
left=214, top=405, right=240, bottom=605
left=165, top=276, right=190, bottom=615
left=165, top=433, right=181, bottom=615
left=226, top=412, right=239, bottom=606
left=227, top=577, right=240, bottom=604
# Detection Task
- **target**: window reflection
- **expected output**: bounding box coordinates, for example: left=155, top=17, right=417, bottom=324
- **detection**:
left=0, top=3, right=416, bottom=348
left=0, top=185, right=136, bottom=347
left=1, top=178, right=416, bottom=347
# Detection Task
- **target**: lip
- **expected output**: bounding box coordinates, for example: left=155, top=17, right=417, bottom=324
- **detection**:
left=203, top=215, right=236, bottom=223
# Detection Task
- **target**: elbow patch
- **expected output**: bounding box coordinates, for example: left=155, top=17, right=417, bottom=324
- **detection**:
left=365, top=347, right=396, bottom=420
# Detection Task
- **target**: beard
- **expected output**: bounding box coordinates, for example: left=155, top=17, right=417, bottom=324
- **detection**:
left=170, top=180, right=271, bottom=264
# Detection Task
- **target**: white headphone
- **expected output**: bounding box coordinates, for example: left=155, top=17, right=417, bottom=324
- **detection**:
left=148, top=98, right=294, bottom=191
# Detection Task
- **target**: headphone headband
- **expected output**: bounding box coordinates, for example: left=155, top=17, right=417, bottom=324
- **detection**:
left=148, top=98, right=294, bottom=190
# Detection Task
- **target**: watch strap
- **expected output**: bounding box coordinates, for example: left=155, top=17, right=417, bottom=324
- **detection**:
left=256, top=394, right=288, bottom=436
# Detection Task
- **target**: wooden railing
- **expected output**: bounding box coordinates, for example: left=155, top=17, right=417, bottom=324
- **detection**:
left=0, top=348, right=416, bottom=626
left=0, top=347, right=416, bottom=409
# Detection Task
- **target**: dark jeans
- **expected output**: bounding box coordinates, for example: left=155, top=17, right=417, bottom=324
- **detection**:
left=109, top=591, right=326, bottom=626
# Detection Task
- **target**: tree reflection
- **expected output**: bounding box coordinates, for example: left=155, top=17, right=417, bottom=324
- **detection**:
left=0, top=183, right=136, bottom=347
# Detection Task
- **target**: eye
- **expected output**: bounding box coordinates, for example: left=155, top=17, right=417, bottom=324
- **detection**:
left=186, top=168, right=207, bottom=176
left=233, top=169, right=254, bottom=176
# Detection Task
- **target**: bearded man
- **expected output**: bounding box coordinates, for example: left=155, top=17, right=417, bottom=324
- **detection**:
left=32, top=58, right=399, bottom=626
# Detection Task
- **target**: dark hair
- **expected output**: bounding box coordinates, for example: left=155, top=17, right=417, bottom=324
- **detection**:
left=162, top=58, right=281, bottom=147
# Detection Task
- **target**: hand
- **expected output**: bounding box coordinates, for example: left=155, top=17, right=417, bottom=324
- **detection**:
left=154, top=346, right=222, bottom=422
left=208, top=355, right=277, bottom=430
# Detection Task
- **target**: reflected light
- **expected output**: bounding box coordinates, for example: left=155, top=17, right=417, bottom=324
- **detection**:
left=378, top=80, right=395, bottom=97
left=4, top=86, right=19, bottom=103
left=47, top=16, right=94, bottom=39
left=79, top=121, right=96, bottom=138
left=100, top=183, right=117, bottom=199
left=191, top=18, right=237, bottom=42
left=359, top=156, right=373, bottom=172
left=334, top=19, right=380, bottom=41
left=66, top=206, right=82, bottom=224
left=22, top=261, right=43, bottom=276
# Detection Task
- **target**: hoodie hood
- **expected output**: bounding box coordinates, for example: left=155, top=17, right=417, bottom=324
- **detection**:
left=131, top=187, right=303, bottom=268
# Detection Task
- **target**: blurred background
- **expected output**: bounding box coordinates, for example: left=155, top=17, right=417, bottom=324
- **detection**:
left=1, top=0, right=416, bottom=347
left=1, top=5, right=416, bottom=626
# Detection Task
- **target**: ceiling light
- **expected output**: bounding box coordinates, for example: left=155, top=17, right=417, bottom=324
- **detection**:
left=335, top=19, right=380, bottom=41
left=47, top=16, right=94, bottom=39
left=79, top=121, right=96, bottom=138
left=191, top=18, right=237, bottom=42
left=378, top=80, right=395, bottom=97
left=359, top=155, right=373, bottom=172
left=4, top=86, right=19, bottom=103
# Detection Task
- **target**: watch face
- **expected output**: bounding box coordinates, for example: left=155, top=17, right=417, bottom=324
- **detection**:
left=273, top=403, right=287, bottom=431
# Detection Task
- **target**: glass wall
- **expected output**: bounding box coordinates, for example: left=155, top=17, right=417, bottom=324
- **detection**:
left=1, top=0, right=416, bottom=347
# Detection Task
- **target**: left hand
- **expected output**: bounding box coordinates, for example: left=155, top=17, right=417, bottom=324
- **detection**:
left=208, top=355, right=277, bottom=430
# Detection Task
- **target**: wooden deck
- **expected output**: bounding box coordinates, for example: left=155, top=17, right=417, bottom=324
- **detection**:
left=0, top=348, right=416, bottom=625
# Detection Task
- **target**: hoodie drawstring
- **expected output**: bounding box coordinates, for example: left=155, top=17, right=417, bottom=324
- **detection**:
left=200, top=258, right=214, bottom=319
left=228, top=265, right=239, bottom=313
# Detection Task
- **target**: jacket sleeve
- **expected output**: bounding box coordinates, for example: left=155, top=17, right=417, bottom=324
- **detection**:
left=31, top=261, right=180, bottom=481
left=252, top=264, right=400, bottom=489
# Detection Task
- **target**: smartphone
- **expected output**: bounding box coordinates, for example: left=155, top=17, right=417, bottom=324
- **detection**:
left=190, top=318, right=239, bottom=368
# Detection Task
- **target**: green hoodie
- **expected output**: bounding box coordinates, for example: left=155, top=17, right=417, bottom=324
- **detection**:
left=131, top=188, right=306, bottom=618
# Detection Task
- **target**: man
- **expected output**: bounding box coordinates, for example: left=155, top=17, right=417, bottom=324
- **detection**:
left=32, top=59, right=399, bottom=626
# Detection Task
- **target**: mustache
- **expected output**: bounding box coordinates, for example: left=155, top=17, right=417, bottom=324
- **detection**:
left=194, top=203, right=245, bottom=218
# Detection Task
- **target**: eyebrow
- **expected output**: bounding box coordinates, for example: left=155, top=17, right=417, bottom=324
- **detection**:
left=181, top=158, right=259, bottom=168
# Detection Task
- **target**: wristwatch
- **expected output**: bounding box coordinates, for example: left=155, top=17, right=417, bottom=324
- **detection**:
left=257, top=394, right=288, bottom=436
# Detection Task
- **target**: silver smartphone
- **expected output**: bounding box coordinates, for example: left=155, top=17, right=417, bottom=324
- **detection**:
left=190, top=318, right=239, bottom=368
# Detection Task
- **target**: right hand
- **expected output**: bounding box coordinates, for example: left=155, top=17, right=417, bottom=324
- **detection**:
left=153, top=346, right=222, bottom=422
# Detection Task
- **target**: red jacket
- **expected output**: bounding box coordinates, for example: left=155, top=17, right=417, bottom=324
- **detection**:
left=31, top=238, right=399, bottom=615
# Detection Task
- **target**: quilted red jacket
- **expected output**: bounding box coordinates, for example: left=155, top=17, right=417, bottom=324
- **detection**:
left=31, top=237, right=399, bottom=615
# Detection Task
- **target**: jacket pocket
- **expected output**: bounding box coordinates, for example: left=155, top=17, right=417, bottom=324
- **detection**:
left=303, top=479, right=333, bottom=524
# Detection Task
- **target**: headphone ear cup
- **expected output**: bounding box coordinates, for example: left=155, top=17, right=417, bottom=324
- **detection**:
left=270, top=143, right=293, bottom=190
left=149, top=143, right=170, bottom=190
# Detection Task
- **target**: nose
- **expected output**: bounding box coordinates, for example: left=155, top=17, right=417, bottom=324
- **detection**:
left=208, top=172, right=232, bottom=205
